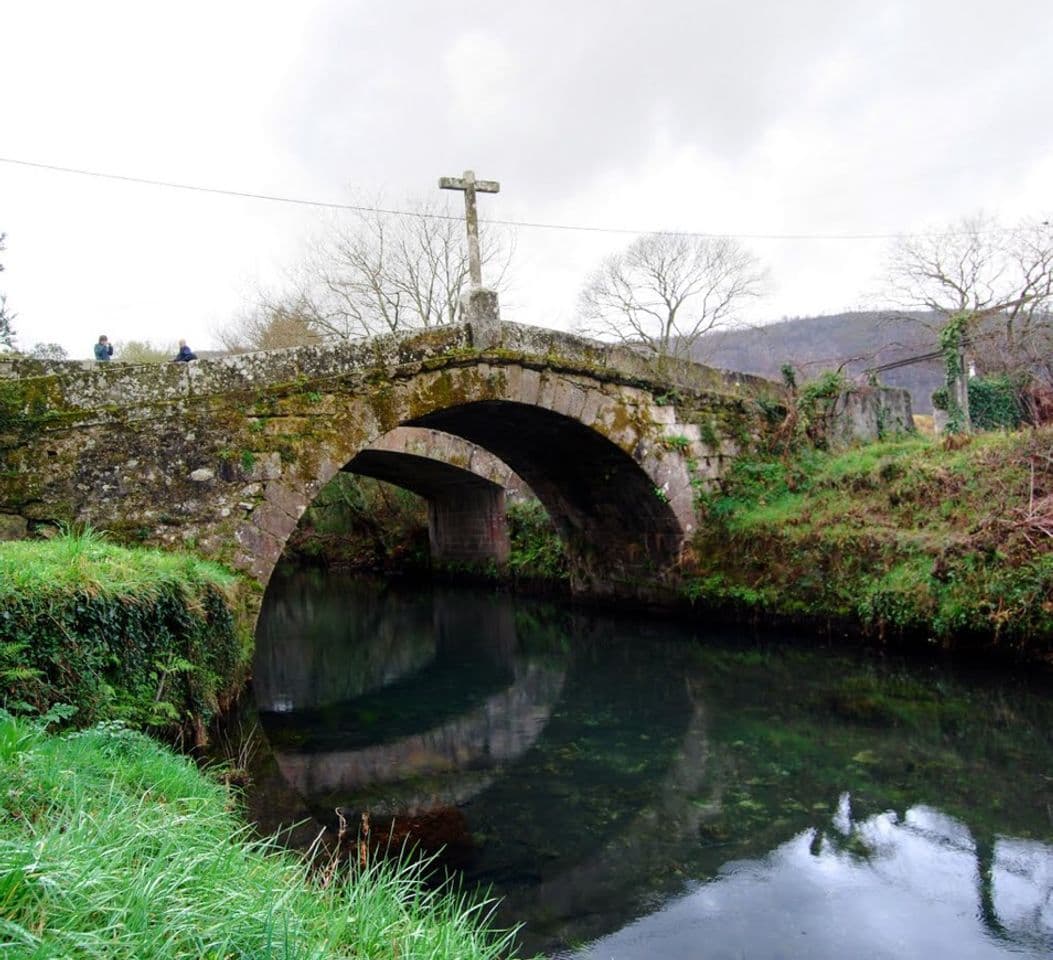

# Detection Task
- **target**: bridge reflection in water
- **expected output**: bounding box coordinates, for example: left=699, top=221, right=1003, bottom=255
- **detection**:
left=248, top=572, right=1053, bottom=960
left=253, top=570, right=713, bottom=944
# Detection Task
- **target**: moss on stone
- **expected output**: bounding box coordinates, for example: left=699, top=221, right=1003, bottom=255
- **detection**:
left=0, top=339, right=781, bottom=603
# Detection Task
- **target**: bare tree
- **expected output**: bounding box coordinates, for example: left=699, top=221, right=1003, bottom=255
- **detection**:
left=576, top=233, right=768, bottom=361
left=27, top=342, right=67, bottom=360
left=111, top=340, right=179, bottom=364
left=0, top=232, right=16, bottom=351
left=885, top=213, right=1053, bottom=372
left=884, top=214, right=1053, bottom=429
left=264, top=200, right=513, bottom=343
left=216, top=302, right=323, bottom=354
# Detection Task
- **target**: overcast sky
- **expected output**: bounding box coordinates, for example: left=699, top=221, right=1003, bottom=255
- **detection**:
left=2, top=0, right=1052, bottom=359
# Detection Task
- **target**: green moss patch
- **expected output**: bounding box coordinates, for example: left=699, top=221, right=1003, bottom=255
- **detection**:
left=0, top=531, right=249, bottom=734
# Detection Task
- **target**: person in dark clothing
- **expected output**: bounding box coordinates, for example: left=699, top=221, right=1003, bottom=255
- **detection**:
left=94, top=335, right=113, bottom=361
left=172, top=340, right=197, bottom=362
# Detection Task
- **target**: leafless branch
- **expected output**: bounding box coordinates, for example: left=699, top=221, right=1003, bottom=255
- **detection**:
left=576, top=233, right=769, bottom=361
left=218, top=198, right=514, bottom=350
left=883, top=213, right=1053, bottom=386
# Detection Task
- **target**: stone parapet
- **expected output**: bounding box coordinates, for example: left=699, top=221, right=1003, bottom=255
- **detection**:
left=1, top=320, right=782, bottom=412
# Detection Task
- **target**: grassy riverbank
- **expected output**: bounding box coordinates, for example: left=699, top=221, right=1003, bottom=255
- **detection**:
left=0, top=534, right=521, bottom=958
left=0, top=713, right=517, bottom=959
left=0, top=531, right=250, bottom=739
left=687, top=428, right=1053, bottom=660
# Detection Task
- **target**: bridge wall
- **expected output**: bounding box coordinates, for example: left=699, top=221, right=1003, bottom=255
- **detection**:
left=0, top=322, right=783, bottom=600
left=428, top=483, right=509, bottom=566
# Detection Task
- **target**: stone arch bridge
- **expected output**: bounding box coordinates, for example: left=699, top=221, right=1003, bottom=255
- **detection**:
left=0, top=320, right=884, bottom=600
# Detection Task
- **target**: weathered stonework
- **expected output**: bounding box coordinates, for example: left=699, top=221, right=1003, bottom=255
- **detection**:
left=0, top=513, right=28, bottom=541
left=0, top=320, right=800, bottom=609
left=362, top=426, right=527, bottom=494
left=350, top=427, right=524, bottom=565
left=826, top=386, right=915, bottom=447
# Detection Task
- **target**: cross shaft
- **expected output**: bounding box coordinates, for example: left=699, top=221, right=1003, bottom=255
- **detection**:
left=439, top=169, right=499, bottom=287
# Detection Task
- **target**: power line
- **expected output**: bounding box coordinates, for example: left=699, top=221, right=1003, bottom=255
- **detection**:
left=0, top=154, right=1030, bottom=243
left=864, top=328, right=1004, bottom=374
left=0, top=156, right=428, bottom=217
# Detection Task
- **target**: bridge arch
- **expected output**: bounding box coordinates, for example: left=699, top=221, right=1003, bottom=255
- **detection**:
left=238, top=361, right=702, bottom=595
left=336, top=396, right=687, bottom=581
left=406, top=398, right=685, bottom=578
left=0, top=322, right=783, bottom=602
left=347, top=427, right=519, bottom=567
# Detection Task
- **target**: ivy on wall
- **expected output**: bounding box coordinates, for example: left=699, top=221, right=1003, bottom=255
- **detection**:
left=968, top=375, right=1027, bottom=430
left=933, top=374, right=1028, bottom=431
left=937, top=313, right=970, bottom=435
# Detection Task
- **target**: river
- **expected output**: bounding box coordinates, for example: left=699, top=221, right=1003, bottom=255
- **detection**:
left=238, top=567, right=1053, bottom=959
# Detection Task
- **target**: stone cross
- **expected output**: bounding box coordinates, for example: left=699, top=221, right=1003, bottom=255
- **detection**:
left=439, top=169, right=499, bottom=288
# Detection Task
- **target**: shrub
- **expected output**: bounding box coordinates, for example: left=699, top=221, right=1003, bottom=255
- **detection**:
left=968, top=374, right=1027, bottom=430
left=933, top=376, right=1027, bottom=429
left=507, top=498, right=568, bottom=581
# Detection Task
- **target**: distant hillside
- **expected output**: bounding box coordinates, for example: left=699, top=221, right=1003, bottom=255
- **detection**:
left=696, top=311, right=943, bottom=413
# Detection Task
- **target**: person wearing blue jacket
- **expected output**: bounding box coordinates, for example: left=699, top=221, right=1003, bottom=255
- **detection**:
left=93, top=335, right=113, bottom=361
left=172, top=340, right=197, bottom=362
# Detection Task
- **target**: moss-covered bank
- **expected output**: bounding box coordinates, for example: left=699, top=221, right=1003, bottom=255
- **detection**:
left=0, top=531, right=252, bottom=741
left=0, top=713, right=518, bottom=959
left=686, top=428, right=1053, bottom=661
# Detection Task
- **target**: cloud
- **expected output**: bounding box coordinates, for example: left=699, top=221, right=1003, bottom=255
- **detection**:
left=443, top=31, right=518, bottom=125
left=2, top=0, right=1051, bottom=355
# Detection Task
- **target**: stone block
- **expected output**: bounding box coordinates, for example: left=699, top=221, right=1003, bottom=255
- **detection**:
left=825, top=387, right=915, bottom=446
left=537, top=371, right=560, bottom=412
left=264, top=481, right=308, bottom=521
left=578, top=388, right=608, bottom=428
left=463, top=288, right=501, bottom=349
left=648, top=404, right=677, bottom=425
left=547, top=376, right=588, bottom=420
left=0, top=514, right=28, bottom=541
left=515, top=367, right=542, bottom=407
left=252, top=502, right=298, bottom=542
left=234, top=522, right=284, bottom=578
left=248, top=452, right=282, bottom=481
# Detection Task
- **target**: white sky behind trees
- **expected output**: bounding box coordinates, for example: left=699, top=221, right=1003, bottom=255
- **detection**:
left=2, top=0, right=1052, bottom=359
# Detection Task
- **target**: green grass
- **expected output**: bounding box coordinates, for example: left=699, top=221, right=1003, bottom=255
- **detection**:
left=0, top=713, right=520, bottom=959
left=688, top=428, right=1053, bottom=657
left=0, top=530, right=249, bottom=732
left=0, top=527, right=238, bottom=603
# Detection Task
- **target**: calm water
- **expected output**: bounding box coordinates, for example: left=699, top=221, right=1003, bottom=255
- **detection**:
left=246, top=568, right=1053, bottom=959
